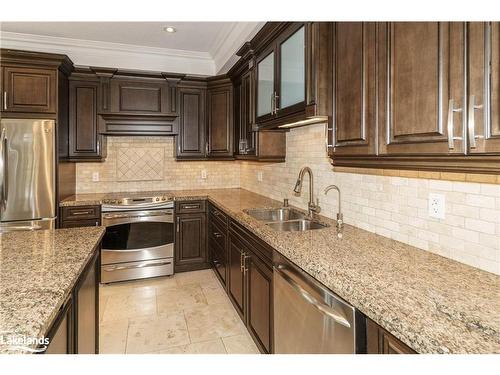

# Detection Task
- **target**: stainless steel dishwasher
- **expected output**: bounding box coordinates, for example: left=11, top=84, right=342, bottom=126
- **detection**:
left=273, top=252, right=365, bottom=353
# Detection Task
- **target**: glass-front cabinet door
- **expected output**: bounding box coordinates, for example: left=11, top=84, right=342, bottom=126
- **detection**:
left=279, top=25, right=305, bottom=111
left=256, top=51, right=275, bottom=119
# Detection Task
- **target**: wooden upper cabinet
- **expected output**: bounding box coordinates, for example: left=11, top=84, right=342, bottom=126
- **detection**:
left=109, top=79, right=169, bottom=115
left=176, top=86, right=206, bottom=159
left=2, top=66, right=57, bottom=113
left=68, top=80, right=105, bottom=160
left=330, top=22, right=377, bottom=156
left=236, top=69, right=257, bottom=155
left=207, top=77, right=233, bottom=159
left=467, top=22, right=500, bottom=154
left=378, top=22, right=466, bottom=155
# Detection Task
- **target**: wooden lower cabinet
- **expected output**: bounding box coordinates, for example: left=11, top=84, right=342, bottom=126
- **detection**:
left=175, top=211, right=209, bottom=272
left=227, top=234, right=247, bottom=318
left=44, top=246, right=100, bottom=354
left=366, top=318, right=416, bottom=354
left=45, top=296, right=73, bottom=354
left=74, top=251, right=99, bottom=354
left=245, top=250, right=273, bottom=353
left=226, top=220, right=273, bottom=353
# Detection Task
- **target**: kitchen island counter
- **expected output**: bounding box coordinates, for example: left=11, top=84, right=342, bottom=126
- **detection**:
left=0, top=227, right=104, bottom=354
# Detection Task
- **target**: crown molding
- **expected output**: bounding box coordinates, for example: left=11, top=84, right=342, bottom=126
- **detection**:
left=0, top=23, right=265, bottom=76
left=0, top=31, right=215, bottom=75
left=210, top=22, right=265, bottom=74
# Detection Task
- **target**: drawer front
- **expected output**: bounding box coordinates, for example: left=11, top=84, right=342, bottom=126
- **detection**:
left=208, top=218, right=227, bottom=251
left=60, top=219, right=101, bottom=228
left=61, top=206, right=101, bottom=221
left=175, top=200, right=206, bottom=214
left=209, top=204, right=228, bottom=228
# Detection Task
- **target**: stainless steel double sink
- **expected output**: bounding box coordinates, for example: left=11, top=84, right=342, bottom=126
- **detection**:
left=244, top=207, right=329, bottom=232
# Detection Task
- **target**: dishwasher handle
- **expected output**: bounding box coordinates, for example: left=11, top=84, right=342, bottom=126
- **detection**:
left=274, top=264, right=351, bottom=328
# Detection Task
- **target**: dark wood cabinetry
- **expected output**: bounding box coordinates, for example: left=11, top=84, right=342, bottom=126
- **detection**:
left=330, top=22, right=377, bottom=156
left=252, top=22, right=331, bottom=130
left=330, top=21, right=500, bottom=173
left=73, top=250, right=99, bottom=354
left=378, top=22, right=465, bottom=156
left=227, top=220, right=273, bottom=353
left=68, top=79, right=106, bottom=160
left=176, top=85, right=207, bottom=159
left=45, top=296, right=73, bottom=354
left=44, top=244, right=100, bottom=354
left=230, top=44, right=287, bottom=162
left=208, top=203, right=229, bottom=286
left=207, top=77, right=233, bottom=159
left=109, top=79, right=170, bottom=115
left=60, top=205, right=101, bottom=228
left=175, top=201, right=209, bottom=272
left=2, top=66, right=57, bottom=114
left=366, top=318, right=416, bottom=354
left=467, top=22, right=500, bottom=154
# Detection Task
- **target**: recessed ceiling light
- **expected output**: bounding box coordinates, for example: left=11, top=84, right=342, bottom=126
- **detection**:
left=163, top=26, right=176, bottom=33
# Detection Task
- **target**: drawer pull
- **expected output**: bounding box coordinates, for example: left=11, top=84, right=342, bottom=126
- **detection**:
left=72, top=211, right=92, bottom=216
left=213, top=232, right=223, bottom=238
left=182, top=204, right=200, bottom=209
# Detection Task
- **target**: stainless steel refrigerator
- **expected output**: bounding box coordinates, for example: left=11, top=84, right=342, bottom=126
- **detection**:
left=0, top=119, right=56, bottom=232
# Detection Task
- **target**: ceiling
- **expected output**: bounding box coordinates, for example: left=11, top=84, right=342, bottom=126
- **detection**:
left=0, top=22, right=264, bottom=75
left=0, top=22, right=234, bottom=52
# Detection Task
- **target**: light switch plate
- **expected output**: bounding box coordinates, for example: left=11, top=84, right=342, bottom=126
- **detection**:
left=257, top=171, right=263, bottom=182
left=201, top=169, right=207, bottom=179
left=92, top=172, right=100, bottom=182
left=428, top=193, right=445, bottom=219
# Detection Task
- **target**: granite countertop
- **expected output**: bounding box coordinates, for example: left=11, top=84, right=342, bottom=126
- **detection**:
left=0, top=227, right=105, bottom=354
left=61, top=189, right=500, bottom=354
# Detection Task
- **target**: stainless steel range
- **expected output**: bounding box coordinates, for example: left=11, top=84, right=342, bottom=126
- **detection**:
left=100, top=195, right=174, bottom=283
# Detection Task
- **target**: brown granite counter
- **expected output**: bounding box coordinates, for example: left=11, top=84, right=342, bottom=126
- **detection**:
left=0, top=227, right=104, bottom=354
left=61, top=189, right=500, bottom=354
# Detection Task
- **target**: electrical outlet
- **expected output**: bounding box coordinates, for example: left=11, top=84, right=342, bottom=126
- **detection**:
left=201, top=169, right=207, bottom=179
left=257, top=171, right=263, bottom=182
left=428, top=193, right=445, bottom=219
left=92, top=172, right=100, bottom=182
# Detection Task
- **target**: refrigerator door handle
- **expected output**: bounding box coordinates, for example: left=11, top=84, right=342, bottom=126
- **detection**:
left=3, top=135, right=8, bottom=208
left=0, top=127, right=5, bottom=213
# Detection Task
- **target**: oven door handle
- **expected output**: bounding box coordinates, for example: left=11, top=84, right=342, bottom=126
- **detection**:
left=103, top=210, right=173, bottom=220
left=102, top=260, right=172, bottom=271
left=103, top=212, right=173, bottom=226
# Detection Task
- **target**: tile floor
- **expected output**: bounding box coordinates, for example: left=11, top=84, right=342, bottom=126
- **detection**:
left=99, top=269, right=260, bottom=354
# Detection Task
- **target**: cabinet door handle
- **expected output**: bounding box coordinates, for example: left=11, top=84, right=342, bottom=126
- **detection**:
left=447, top=99, right=463, bottom=150
left=467, top=95, right=484, bottom=149
left=240, top=252, right=245, bottom=272
left=213, top=232, right=222, bottom=238
left=274, top=93, right=279, bottom=114
left=3, top=92, right=7, bottom=110
left=176, top=217, right=180, bottom=233
left=271, top=93, right=275, bottom=115
left=205, top=142, right=209, bottom=155
left=95, top=221, right=99, bottom=226
left=243, top=255, right=250, bottom=273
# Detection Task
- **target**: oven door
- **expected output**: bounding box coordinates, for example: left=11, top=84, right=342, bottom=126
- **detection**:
left=101, top=209, right=174, bottom=265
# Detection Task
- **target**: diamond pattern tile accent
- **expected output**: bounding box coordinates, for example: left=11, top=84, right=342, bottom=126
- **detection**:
left=116, top=147, right=164, bottom=181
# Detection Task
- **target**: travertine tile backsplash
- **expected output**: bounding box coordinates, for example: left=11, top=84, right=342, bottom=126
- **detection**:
left=76, top=136, right=240, bottom=193
left=76, top=126, right=500, bottom=274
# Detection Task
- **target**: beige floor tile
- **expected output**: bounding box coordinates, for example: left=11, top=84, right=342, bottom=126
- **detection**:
left=175, top=269, right=219, bottom=288
left=99, top=319, right=129, bottom=354
left=126, top=312, right=190, bottom=354
left=154, top=339, right=227, bottom=354
left=157, top=283, right=207, bottom=313
left=100, top=275, right=176, bottom=297
left=202, top=285, right=231, bottom=305
left=102, top=289, right=157, bottom=323
left=184, top=303, right=246, bottom=343
left=222, top=334, right=259, bottom=354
